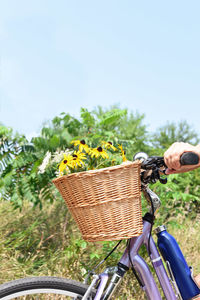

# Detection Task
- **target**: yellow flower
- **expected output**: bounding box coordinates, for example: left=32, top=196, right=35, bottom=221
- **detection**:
left=71, top=139, right=90, bottom=153
left=71, top=150, right=86, bottom=168
left=59, top=154, right=74, bottom=175
left=118, top=144, right=127, bottom=162
left=89, top=146, right=109, bottom=159
left=101, top=141, right=117, bottom=151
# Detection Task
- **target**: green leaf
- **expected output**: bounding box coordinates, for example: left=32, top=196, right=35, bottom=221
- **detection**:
left=50, top=136, right=60, bottom=148
left=80, top=108, right=95, bottom=128
left=99, top=109, right=127, bottom=126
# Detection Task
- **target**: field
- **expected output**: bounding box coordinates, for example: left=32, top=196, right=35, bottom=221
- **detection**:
left=0, top=200, right=199, bottom=299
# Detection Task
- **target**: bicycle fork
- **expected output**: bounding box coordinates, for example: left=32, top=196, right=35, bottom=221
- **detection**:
left=81, top=264, right=127, bottom=300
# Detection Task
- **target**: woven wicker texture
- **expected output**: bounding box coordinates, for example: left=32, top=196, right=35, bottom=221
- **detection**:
left=53, top=161, right=143, bottom=242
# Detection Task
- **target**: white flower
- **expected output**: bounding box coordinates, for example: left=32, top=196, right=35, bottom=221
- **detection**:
left=38, top=151, right=51, bottom=174
left=52, top=149, right=73, bottom=163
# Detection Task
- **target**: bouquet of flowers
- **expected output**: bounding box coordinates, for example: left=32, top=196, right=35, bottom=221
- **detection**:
left=57, top=139, right=128, bottom=177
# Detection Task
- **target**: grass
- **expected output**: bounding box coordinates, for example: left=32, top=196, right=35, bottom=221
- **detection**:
left=0, top=199, right=199, bottom=299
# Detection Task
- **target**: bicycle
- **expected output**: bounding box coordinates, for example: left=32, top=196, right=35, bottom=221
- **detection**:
left=0, top=151, right=199, bottom=300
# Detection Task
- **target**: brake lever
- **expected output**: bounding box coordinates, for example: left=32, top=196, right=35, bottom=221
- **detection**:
left=141, top=167, right=168, bottom=184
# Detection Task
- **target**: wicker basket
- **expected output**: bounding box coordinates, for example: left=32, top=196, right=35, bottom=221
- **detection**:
left=53, top=161, right=143, bottom=242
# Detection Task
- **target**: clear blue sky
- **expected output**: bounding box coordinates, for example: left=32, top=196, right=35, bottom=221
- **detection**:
left=0, top=0, right=200, bottom=140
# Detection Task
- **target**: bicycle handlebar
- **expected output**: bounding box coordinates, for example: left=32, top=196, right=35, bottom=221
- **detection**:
left=138, top=152, right=199, bottom=185
left=141, top=152, right=199, bottom=170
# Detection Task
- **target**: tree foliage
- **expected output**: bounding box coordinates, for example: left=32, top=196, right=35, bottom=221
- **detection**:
left=152, top=120, right=199, bottom=149
left=0, top=107, right=199, bottom=220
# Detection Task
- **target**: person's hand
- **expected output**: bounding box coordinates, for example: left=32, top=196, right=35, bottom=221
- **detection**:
left=164, top=142, right=200, bottom=174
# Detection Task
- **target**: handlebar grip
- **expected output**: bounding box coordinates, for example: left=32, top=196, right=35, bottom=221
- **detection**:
left=180, top=152, right=199, bottom=165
